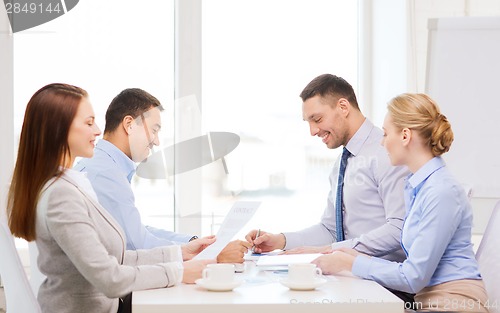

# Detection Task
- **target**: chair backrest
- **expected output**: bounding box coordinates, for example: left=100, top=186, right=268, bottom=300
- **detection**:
left=28, top=241, right=46, bottom=296
left=0, top=220, right=41, bottom=313
left=476, top=200, right=500, bottom=313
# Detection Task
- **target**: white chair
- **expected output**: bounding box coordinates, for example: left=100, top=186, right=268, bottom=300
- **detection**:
left=28, top=241, right=45, bottom=296
left=476, top=200, right=500, bottom=313
left=0, top=220, right=41, bottom=313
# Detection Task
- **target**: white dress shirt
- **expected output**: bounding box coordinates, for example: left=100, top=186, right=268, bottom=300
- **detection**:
left=283, top=119, right=408, bottom=261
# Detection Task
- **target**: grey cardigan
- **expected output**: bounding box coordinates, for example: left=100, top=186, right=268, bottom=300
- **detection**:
left=35, top=173, right=183, bottom=313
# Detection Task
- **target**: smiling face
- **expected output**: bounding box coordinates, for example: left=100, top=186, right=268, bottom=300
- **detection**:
left=381, top=113, right=406, bottom=166
left=67, top=97, right=101, bottom=164
left=302, top=95, right=349, bottom=149
left=128, top=106, right=161, bottom=162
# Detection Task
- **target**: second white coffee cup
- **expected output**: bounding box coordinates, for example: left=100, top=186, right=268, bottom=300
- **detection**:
left=202, top=263, right=235, bottom=284
left=288, top=263, right=322, bottom=283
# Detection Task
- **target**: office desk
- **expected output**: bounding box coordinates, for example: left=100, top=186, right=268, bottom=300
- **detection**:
left=133, top=262, right=404, bottom=313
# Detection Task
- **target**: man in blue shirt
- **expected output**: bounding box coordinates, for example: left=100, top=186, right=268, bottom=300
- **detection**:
left=75, top=88, right=250, bottom=262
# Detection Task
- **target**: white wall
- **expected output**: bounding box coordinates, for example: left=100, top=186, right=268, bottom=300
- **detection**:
left=0, top=0, right=13, bottom=223
left=360, top=0, right=500, bottom=123
left=3, top=0, right=497, bottom=235
left=412, top=1, right=500, bottom=233
left=411, top=0, right=500, bottom=93
left=362, top=0, right=500, bottom=234
left=0, top=2, right=14, bottom=287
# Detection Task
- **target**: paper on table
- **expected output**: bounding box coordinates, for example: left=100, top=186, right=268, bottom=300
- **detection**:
left=193, top=201, right=261, bottom=260
left=256, top=253, right=322, bottom=267
left=244, top=250, right=281, bottom=261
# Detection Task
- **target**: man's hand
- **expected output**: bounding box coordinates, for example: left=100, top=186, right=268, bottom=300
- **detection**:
left=181, top=235, right=216, bottom=261
left=333, top=247, right=366, bottom=257
left=182, top=259, right=215, bottom=284
left=281, top=245, right=333, bottom=255
left=216, top=240, right=252, bottom=263
left=245, top=230, right=285, bottom=253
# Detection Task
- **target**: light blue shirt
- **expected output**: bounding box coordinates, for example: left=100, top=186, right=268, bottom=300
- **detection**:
left=352, top=157, right=482, bottom=294
left=284, top=119, right=408, bottom=262
left=74, top=139, right=192, bottom=250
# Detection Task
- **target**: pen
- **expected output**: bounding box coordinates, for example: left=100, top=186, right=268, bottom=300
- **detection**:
left=252, top=229, right=261, bottom=253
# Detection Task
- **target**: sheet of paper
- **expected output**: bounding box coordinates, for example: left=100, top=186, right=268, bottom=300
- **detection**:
left=193, top=201, right=261, bottom=260
left=256, top=253, right=322, bottom=267
left=244, top=250, right=281, bottom=261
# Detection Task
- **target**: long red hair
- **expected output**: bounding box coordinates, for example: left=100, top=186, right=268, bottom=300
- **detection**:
left=7, top=83, right=88, bottom=241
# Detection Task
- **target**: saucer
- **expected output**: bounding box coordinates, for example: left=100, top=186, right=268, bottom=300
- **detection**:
left=195, top=278, right=244, bottom=291
left=280, top=277, right=327, bottom=291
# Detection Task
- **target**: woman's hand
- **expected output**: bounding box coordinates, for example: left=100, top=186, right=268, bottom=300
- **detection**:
left=181, top=259, right=215, bottom=284
left=311, top=251, right=355, bottom=275
left=181, top=235, right=216, bottom=261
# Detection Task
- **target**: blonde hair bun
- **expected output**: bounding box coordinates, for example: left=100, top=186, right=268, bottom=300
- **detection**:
left=387, top=93, right=454, bottom=156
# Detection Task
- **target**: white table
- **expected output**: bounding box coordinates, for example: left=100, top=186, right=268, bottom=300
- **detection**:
left=132, top=262, right=404, bottom=313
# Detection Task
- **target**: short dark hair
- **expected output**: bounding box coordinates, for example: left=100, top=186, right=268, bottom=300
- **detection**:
left=104, top=88, right=164, bottom=134
left=299, top=74, right=359, bottom=110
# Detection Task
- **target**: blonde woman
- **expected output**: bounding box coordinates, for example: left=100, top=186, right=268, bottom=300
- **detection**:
left=312, top=93, right=489, bottom=312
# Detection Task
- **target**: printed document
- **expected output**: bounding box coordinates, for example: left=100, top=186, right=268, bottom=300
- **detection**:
left=194, top=201, right=261, bottom=260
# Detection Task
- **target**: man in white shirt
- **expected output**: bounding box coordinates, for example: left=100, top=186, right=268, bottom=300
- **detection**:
left=246, top=74, right=408, bottom=262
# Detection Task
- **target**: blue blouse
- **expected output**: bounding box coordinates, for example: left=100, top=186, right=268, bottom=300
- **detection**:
left=352, top=157, right=481, bottom=293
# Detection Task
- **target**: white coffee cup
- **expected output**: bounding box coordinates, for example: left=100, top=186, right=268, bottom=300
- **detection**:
left=202, top=263, right=235, bottom=284
left=288, top=263, right=322, bottom=283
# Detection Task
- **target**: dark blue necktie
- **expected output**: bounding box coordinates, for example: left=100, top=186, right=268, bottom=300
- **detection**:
left=335, top=147, right=351, bottom=242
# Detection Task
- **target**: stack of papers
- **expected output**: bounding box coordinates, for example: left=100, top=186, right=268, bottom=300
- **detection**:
left=256, top=253, right=322, bottom=268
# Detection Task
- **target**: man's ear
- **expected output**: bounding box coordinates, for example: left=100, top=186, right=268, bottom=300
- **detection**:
left=122, top=115, right=134, bottom=134
left=401, top=128, right=411, bottom=146
left=337, top=98, right=350, bottom=116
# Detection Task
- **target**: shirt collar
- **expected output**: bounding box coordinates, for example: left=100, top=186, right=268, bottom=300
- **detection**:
left=64, top=167, right=88, bottom=180
left=406, top=156, right=446, bottom=190
left=344, top=118, right=373, bottom=156
left=95, top=139, right=136, bottom=182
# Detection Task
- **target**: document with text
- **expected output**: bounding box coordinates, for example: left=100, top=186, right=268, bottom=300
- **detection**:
left=193, top=201, right=261, bottom=260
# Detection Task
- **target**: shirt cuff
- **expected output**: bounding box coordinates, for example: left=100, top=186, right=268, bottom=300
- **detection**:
left=161, top=245, right=184, bottom=286
left=331, top=238, right=356, bottom=250
left=160, top=261, right=184, bottom=287
left=352, top=255, right=373, bottom=279
left=281, top=232, right=299, bottom=250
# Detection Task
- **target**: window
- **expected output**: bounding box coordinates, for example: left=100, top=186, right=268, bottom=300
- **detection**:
left=10, top=0, right=358, bottom=242
left=13, top=0, right=177, bottom=231
left=199, top=0, right=358, bottom=237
